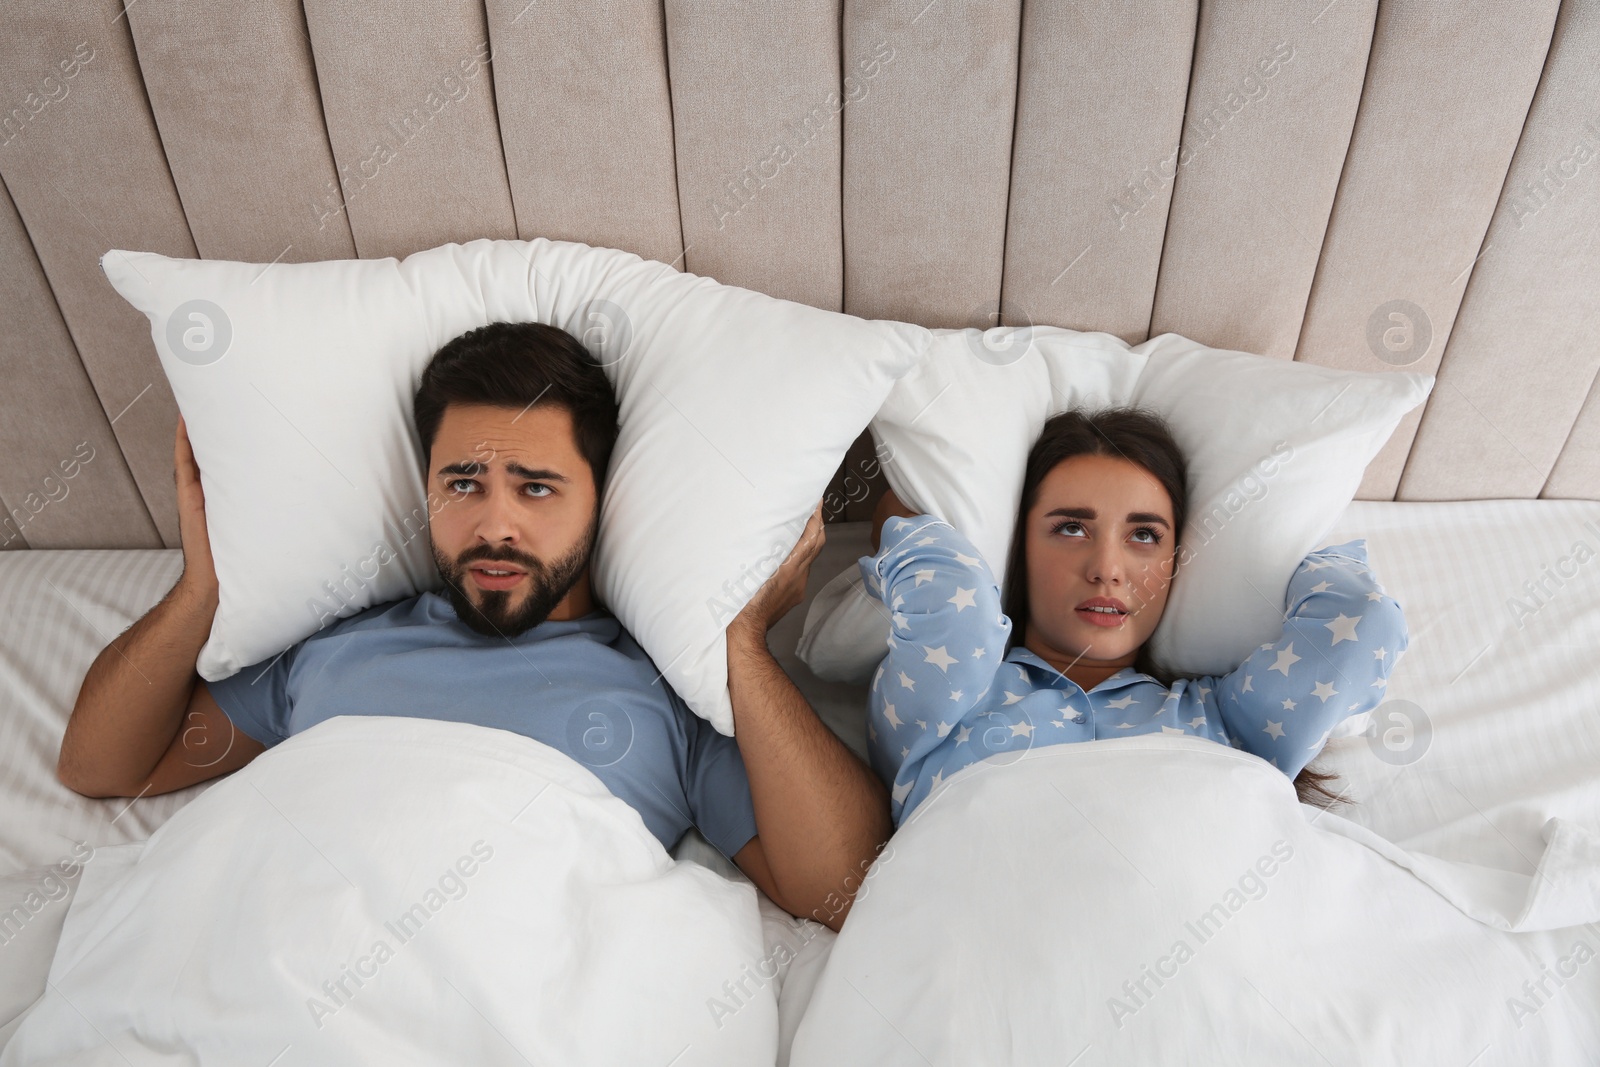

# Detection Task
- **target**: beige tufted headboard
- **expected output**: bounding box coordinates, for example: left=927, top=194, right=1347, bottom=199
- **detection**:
left=2, top=0, right=1597, bottom=552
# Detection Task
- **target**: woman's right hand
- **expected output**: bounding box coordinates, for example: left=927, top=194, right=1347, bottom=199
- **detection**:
left=870, top=486, right=919, bottom=554
left=174, top=415, right=218, bottom=603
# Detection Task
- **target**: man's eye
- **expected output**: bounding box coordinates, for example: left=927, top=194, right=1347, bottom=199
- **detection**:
left=448, top=478, right=478, bottom=494
left=523, top=484, right=552, bottom=498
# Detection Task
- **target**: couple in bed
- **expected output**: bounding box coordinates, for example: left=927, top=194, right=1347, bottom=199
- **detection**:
left=58, top=318, right=1406, bottom=944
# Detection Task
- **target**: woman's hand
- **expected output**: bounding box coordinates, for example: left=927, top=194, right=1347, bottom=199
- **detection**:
left=174, top=415, right=218, bottom=605
left=730, top=500, right=826, bottom=640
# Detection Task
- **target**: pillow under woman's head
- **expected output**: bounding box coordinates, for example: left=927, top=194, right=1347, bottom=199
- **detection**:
left=799, top=326, right=1432, bottom=684
left=102, top=238, right=930, bottom=735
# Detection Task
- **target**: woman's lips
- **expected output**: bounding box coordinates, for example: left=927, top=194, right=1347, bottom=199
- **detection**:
left=1075, top=605, right=1127, bottom=628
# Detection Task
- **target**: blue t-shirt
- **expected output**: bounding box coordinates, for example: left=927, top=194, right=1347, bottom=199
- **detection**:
left=207, top=592, right=759, bottom=861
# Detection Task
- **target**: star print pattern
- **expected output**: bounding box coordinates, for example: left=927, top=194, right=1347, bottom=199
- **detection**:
left=863, top=515, right=1411, bottom=826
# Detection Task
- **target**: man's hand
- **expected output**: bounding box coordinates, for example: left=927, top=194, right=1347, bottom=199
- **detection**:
left=56, top=415, right=262, bottom=798
left=174, top=415, right=218, bottom=605
left=731, top=500, right=826, bottom=639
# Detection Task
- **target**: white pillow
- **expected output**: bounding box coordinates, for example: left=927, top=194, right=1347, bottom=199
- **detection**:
left=101, top=239, right=927, bottom=735
left=797, top=325, right=1431, bottom=686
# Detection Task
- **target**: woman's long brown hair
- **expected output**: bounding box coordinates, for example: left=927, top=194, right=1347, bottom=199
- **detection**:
left=1000, top=408, right=1345, bottom=809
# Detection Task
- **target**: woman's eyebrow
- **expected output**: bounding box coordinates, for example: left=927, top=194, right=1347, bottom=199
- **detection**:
left=1044, top=506, right=1169, bottom=527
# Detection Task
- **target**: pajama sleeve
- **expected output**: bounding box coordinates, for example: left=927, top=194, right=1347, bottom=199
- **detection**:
left=1208, top=538, right=1409, bottom=778
left=858, top=514, right=1012, bottom=821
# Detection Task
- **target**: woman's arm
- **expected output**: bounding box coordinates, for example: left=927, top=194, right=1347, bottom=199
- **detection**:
left=862, top=512, right=1011, bottom=824
left=869, top=486, right=917, bottom=554
left=1210, top=539, right=1409, bottom=778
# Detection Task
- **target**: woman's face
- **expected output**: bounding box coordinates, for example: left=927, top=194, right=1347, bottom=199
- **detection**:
left=1021, top=453, right=1179, bottom=669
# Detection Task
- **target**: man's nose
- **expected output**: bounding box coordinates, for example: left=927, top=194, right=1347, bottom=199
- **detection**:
left=474, top=487, right=520, bottom=544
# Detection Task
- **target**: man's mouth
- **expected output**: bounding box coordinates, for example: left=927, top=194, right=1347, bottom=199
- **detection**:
left=1075, top=597, right=1129, bottom=628
left=467, top=563, right=528, bottom=592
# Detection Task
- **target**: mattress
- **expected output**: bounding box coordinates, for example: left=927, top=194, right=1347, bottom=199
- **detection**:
left=3, top=498, right=1598, bottom=1055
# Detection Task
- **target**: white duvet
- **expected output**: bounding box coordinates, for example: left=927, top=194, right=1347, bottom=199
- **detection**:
left=1, top=715, right=777, bottom=1066
left=789, top=736, right=1600, bottom=1067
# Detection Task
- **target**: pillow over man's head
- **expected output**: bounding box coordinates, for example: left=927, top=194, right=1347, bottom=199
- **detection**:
left=102, top=238, right=929, bottom=735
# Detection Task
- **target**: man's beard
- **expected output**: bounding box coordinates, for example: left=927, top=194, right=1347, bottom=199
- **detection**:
left=431, top=514, right=596, bottom=638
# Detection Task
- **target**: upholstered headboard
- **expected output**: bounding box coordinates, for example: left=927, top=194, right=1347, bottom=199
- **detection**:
left=2, top=0, right=1596, bottom=552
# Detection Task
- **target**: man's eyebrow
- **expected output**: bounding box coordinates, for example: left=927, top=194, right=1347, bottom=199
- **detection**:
left=436, top=460, right=569, bottom=483
left=1043, top=506, right=1170, bottom=527
left=507, top=462, right=568, bottom=483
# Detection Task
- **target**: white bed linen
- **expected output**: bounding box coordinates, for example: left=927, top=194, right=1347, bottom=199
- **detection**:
left=788, top=736, right=1600, bottom=1066
left=2, top=714, right=777, bottom=1065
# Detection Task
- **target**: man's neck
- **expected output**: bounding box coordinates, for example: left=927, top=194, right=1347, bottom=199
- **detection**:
left=546, top=569, right=596, bottom=621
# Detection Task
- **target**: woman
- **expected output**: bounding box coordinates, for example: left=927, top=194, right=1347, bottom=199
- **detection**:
left=863, top=407, right=1408, bottom=826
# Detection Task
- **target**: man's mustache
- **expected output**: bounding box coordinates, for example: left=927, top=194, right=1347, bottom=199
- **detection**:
left=456, top=547, right=543, bottom=575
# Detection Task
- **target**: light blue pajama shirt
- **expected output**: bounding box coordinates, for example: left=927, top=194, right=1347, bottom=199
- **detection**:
left=862, top=514, right=1410, bottom=826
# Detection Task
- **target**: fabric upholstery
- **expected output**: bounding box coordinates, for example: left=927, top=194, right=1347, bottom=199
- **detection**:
left=0, top=0, right=1596, bottom=550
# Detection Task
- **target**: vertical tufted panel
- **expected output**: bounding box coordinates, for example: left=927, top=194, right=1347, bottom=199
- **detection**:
left=1544, top=377, right=1600, bottom=499
left=302, top=0, right=516, bottom=261
left=0, top=179, right=159, bottom=550
left=841, top=0, right=1021, bottom=328
left=483, top=0, right=684, bottom=267
left=3, top=2, right=1599, bottom=545
left=0, top=0, right=198, bottom=549
left=999, top=0, right=1195, bottom=344
left=126, top=0, right=357, bottom=263
left=665, top=0, right=844, bottom=310
left=1150, top=0, right=1376, bottom=359
left=1398, top=0, right=1600, bottom=502
left=1296, top=0, right=1559, bottom=500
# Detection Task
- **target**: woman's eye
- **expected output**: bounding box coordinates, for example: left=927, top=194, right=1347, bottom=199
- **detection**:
left=1132, top=527, right=1163, bottom=545
left=1051, top=521, right=1086, bottom=538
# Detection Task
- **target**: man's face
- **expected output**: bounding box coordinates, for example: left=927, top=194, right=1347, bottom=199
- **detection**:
left=426, top=402, right=598, bottom=638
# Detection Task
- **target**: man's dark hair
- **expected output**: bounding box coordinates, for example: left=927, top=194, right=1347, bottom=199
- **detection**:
left=413, top=321, right=619, bottom=489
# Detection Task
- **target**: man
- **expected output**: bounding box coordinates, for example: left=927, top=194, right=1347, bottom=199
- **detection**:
left=57, top=321, right=890, bottom=931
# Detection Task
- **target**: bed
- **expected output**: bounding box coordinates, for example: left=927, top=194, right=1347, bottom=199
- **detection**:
left=3, top=0, right=1598, bottom=1062
left=5, top=499, right=1599, bottom=1061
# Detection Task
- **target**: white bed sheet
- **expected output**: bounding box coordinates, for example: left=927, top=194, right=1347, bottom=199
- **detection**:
left=1316, top=499, right=1600, bottom=876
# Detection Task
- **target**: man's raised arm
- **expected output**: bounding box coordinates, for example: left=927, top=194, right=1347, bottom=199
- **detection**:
left=56, top=417, right=262, bottom=798
left=725, top=502, right=892, bottom=932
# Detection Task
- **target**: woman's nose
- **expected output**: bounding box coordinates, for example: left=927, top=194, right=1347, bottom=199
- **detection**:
left=1086, top=544, right=1126, bottom=586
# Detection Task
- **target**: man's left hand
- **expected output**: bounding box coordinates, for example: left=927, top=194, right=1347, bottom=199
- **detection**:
left=731, top=500, right=826, bottom=638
